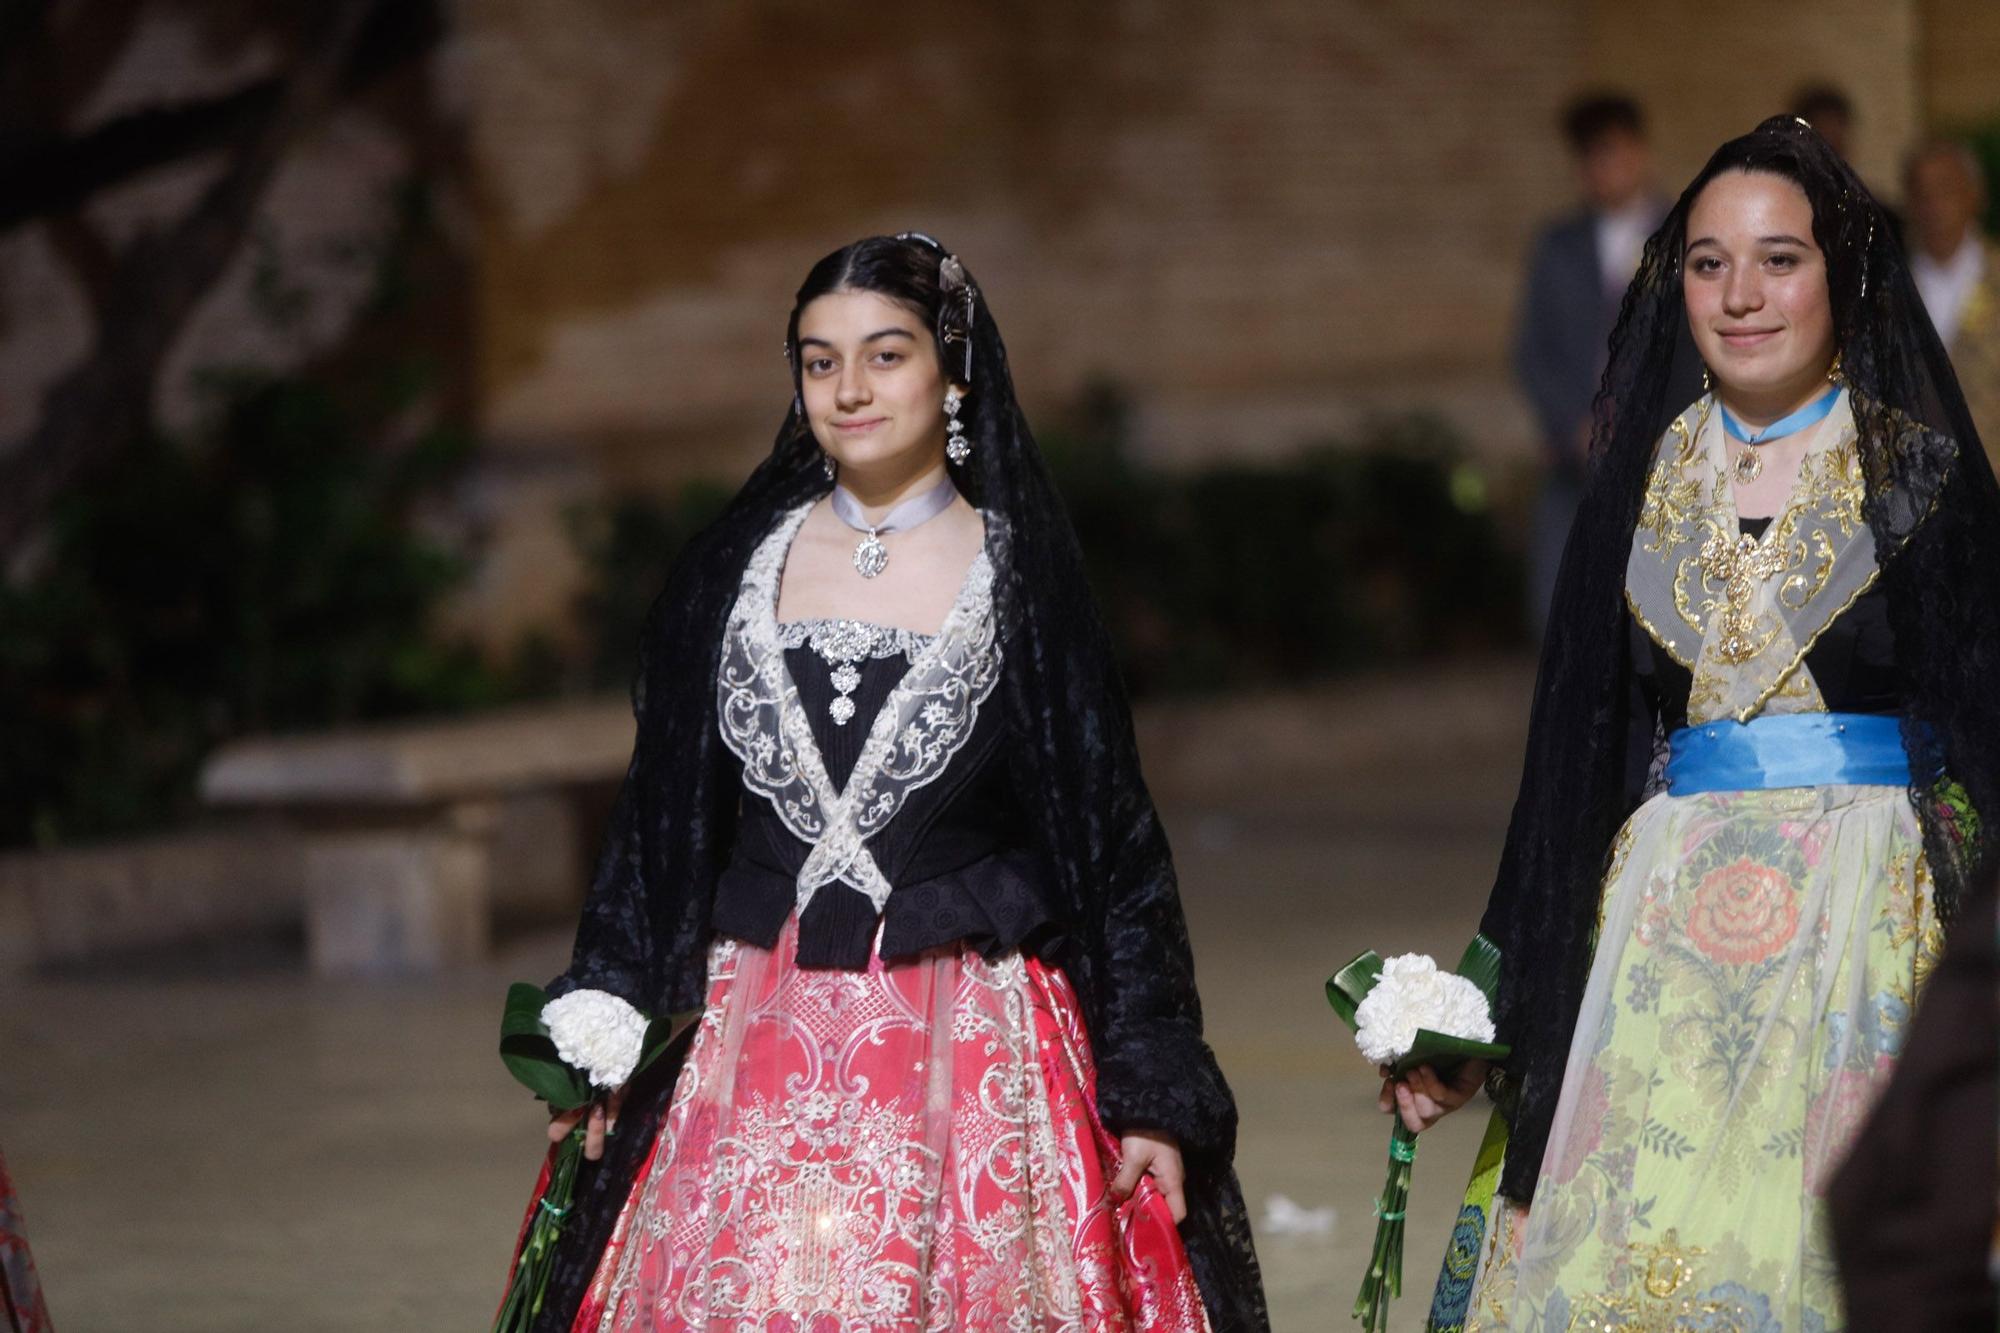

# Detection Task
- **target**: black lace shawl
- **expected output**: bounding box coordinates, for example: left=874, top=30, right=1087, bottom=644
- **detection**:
left=1479, top=116, right=2000, bottom=1205
left=527, top=258, right=1269, bottom=1330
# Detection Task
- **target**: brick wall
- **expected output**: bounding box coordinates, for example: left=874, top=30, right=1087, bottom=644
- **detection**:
left=439, top=1, right=1997, bottom=640
left=1585, top=0, right=1920, bottom=193
left=1917, top=0, right=2000, bottom=129
left=455, top=0, right=1586, bottom=481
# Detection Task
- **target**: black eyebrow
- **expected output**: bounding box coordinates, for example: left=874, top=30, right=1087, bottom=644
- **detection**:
left=796, top=327, right=918, bottom=350
left=1684, top=233, right=1814, bottom=253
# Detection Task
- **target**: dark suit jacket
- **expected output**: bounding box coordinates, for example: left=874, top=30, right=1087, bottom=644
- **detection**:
left=1513, top=209, right=1628, bottom=475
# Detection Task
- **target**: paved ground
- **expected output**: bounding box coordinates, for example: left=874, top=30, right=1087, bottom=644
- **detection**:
left=0, top=659, right=1535, bottom=1332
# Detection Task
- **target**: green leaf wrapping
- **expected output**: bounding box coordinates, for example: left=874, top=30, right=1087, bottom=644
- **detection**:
left=1453, top=932, right=1504, bottom=1003
left=640, top=1007, right=705, bottom=1078
left=1324, top=949, right=1383, bottom=1030
left=500, top=983, right=593, bottom=1110
left=1387, top=1030, right=1510, bottom=1079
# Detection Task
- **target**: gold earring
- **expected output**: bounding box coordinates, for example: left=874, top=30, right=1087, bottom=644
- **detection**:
left=1827, top=352, right=1844, bottom=385
left=1702, top=366, right=1712, bottom=395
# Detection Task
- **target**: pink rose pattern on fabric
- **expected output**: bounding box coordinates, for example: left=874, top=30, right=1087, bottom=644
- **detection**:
left=1551, top=1063, right=1611, bottom=1186
left=1686, top=858, right=1801, bottom=965
left=1804, top=1055, right=1896, bottom=1197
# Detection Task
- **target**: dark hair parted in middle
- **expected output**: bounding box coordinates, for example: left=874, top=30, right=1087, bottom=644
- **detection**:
left=786, top=234, right=978, bottom=399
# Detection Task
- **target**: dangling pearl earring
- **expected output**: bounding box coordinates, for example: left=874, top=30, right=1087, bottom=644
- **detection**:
left=944, top=386, right=970, bottom=464
left=821, top=450, right=836, bottom=480
left=1702, top=365, right=1713, bottom=395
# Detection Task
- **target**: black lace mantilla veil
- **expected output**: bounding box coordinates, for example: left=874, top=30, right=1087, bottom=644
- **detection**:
left=527, top=234, right=1269, bottom=1332
left=1480, top=115, right=2000, bottom=1205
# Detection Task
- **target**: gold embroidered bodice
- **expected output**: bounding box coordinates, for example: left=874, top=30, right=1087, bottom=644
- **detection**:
left=1626, top=391, right=1878, bottom=726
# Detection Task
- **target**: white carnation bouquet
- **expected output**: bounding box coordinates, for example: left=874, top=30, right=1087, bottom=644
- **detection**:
left=493, top=983, right=698, bottom=1333
left=1326, top=935, right=1508, bottom=1333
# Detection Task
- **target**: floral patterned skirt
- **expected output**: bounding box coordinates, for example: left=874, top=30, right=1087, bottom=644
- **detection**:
left=561, top=918, right=1210, bottom=1332
left=1462, top=783, right=1940, bottom=1332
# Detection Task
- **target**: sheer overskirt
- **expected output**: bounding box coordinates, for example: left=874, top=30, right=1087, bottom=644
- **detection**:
left=542, top=918, right=1207, bottom=1333
left=1464, top=783, right=1940, bottom=1330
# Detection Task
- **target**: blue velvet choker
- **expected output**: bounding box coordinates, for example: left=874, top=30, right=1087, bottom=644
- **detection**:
left=1719, top=382, right=1842, bottom=445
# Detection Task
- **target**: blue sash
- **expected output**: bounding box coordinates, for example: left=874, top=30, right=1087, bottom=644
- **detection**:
left=1664, top=713, right=1911, bottom=795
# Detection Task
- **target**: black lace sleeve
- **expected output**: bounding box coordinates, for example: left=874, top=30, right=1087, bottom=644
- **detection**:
left=546, top=596, right=742, bottom=1015
left=545, top=630, right=661, bottom=1011
left=1085, top=787, right=1239, bottom=1163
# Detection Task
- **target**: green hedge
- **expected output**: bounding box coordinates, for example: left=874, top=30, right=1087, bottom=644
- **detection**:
left=1041, top=406, right=1522, bottom=694
left=0, top=369, right=502, bottom=848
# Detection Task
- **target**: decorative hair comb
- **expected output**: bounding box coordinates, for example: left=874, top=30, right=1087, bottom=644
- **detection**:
left=898, top=232, right=977, bottom=383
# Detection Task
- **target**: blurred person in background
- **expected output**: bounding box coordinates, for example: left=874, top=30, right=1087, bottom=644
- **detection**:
left=1906, top=138, right=2000, bottom=454
left=1793, top=80, right=1904, bottom=245
left=1396, top=116, right=2000, bottom=1332
left=1515, top=92, right=1666, bottom=638
left=1792, top=83, right=1858, bottom=163
left=500, top=234, right=1267, bottom=1332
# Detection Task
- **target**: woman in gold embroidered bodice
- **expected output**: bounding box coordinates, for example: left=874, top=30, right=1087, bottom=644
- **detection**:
left=1392, top=117, right=2000, bottom=1333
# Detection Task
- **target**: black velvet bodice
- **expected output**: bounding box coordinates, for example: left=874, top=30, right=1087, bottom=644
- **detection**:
left=709, top=631, right=1059, bottom=969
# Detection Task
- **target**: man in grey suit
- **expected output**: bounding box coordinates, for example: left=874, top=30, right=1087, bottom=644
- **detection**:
left=1516, top=93, right=1664, bottom=636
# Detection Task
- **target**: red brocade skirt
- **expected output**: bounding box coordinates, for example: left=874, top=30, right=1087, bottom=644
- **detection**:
left=0, top=1147, right=52, bottom=1333
left=517, top=918, right=1210, bottom=1332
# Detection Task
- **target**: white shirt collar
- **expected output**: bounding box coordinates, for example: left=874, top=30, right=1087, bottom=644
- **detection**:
left=1594, top=198, right=1661, bottom=299
left=1912, top=231, right=1986, bottom=346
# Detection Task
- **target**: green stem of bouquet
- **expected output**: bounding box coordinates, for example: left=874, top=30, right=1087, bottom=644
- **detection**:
left=494, top=1124, right=586, bottom=1333
left=1352, top=1119, right=1417, bottom=1332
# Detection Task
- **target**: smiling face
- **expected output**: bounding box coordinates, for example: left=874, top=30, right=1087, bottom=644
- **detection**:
left=1683, top=169, right=1837, bottom=418
left=796, top=288, right=951, bottom=480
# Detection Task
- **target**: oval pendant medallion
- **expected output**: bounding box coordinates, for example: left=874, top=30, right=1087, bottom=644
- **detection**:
left=853, top=534, right=889, bottom=578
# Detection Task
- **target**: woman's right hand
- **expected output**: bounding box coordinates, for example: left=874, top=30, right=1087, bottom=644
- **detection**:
left=1377, top=1059, right=1489, bottom=1134
left=549, top=1087, right=628, bottom=1161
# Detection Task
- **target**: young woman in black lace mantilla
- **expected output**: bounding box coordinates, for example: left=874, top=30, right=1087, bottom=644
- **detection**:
left=1396, top=118, right=2000, bottom=1333
left=502, top=234, right=1268, bottom=1333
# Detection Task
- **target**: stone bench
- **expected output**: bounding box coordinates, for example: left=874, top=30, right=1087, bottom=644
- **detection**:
left=200, top=700, right=634, bottom=975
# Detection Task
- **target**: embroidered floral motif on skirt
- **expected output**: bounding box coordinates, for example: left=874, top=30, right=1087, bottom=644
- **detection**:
left=553, top=918, right=1209, bottom=1332
left=1460, top=783, right=1941, bottom=1333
